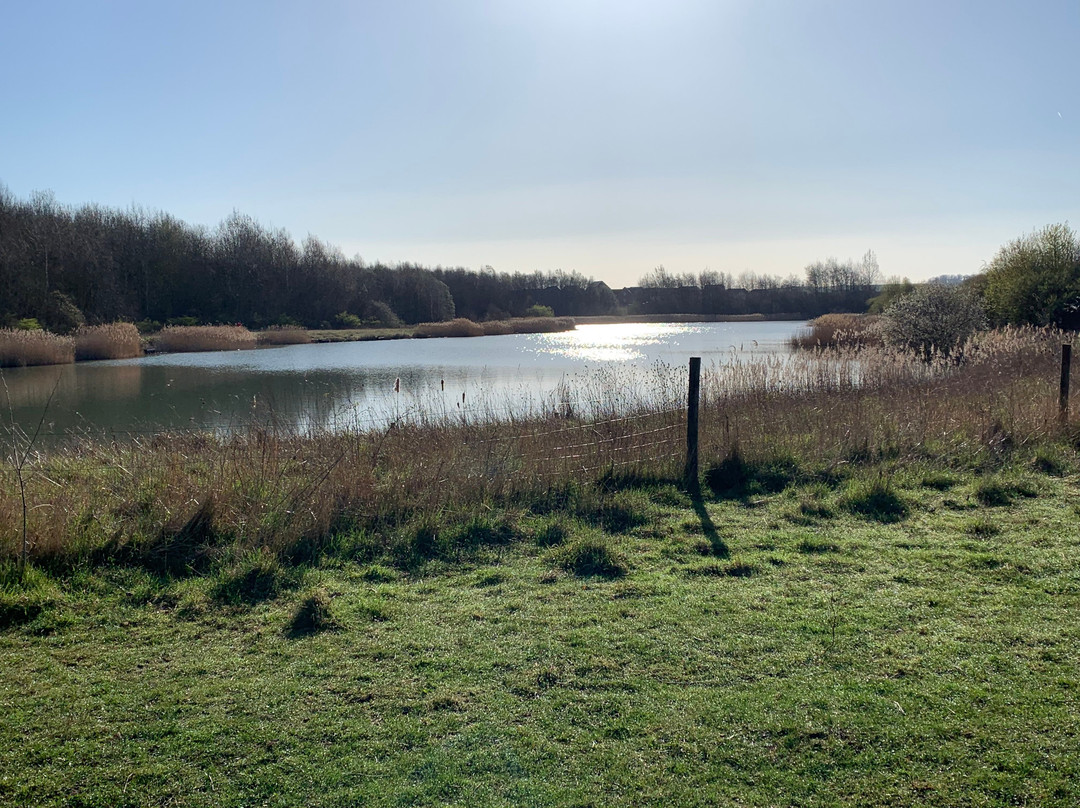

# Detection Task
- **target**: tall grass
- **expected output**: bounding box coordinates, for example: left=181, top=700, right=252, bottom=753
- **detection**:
left=1, top=325, right=1074, bottom=569
left=74, top=323, right=143, bottom=361
left=257, top=326, right=312, bottom=346
left=790, top=313, right=883, bottom=349
left=153, top=325, right=257, bottom=353
left=414, top=317, right=576, bottom=338
left=0, top=329, right=75, bottom=368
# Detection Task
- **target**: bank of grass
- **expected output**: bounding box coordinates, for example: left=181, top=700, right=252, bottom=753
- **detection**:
left=0, top=328, right=74, bottom=368
left=2, top=452, right=1079, bottom=806
left=790, top=312, right=883, bottom=349
left=256, top=326, right=312, bottom=346
left=307, top=316, right=576, bottom=344
left=152, top=324, right=258, bottom=353
left=413, top=316, right=576, bottom=338
left=74, top=322, right=143, bottom=361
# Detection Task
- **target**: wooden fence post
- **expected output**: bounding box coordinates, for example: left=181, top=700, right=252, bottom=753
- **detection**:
left=685, top=357, right=701, bottom=491
left=1061, top=344, right=1072, bottom=425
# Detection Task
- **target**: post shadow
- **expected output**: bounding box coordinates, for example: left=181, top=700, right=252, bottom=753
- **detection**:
left=689, top=480, right=729, bottom=558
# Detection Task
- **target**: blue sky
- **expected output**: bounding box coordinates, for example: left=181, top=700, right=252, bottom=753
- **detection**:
left=2, top=0, right=1078, bottom=286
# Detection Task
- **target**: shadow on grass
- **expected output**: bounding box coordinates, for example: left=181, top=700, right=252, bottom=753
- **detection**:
left=689, top=481, right=729, bottom=558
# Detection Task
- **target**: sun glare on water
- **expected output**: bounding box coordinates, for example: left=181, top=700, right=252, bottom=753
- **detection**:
left=535, top=323, right=694, bottom=362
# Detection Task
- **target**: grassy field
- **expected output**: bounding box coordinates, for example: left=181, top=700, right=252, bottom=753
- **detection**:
left=2, top=454, right=1079, bottom=807
left=2, top=325, right=1079, bottom=805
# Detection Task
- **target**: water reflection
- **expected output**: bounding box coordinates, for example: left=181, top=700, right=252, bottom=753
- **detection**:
left=0, top=321, right=804, bottom=440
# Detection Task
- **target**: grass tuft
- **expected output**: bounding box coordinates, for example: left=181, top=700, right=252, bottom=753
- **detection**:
left=212, top=549, right=287, bottom=605
left=973, top=475, right=1039, bottom=507
left=288, top=588, right=341, bottom=636
left=840, top=476, right=909, bottom=523
left=551, top=535, right=627, bottom=578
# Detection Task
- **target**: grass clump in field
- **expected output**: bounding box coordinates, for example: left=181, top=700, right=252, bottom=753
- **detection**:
left=73, top=322, right=143, bottom=360
left=153, top=324, right=257, bottom=353
left=288, top=587, right=341, bottom=635
left=550, top=533, right=627, bottom=578
left=0, top=328, right=74, bottom=367
left=973, top=474, right=1039, bottom=506
left=839, top=474, right=909, bottom=522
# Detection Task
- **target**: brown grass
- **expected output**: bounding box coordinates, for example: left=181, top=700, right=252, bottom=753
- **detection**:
left=413, top=318, right=486, bottom=338
left=153, top=325, right=257, bottom=353
left=414, top=317, right=576, bottom=338
left=790, top=313, right=883, bottom=349
left=257, top=327, right=312, bottom=346
left=74, top=323, right=143, bottom=361
left=1, top=325, right=1075, bottom=568
left=0, top=329, right=75, bottom=368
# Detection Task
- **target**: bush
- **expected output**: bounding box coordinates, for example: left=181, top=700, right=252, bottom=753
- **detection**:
left=983, top=223, right=1080, bottom=328
left=880, top=283, right=986, bottom=358
left=524, top=304, right=555, bottom=318
left=333, top=312, right=364, bottom=329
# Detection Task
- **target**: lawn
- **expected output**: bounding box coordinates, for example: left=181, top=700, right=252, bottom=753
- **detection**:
left=3, top=459, right=1078, bottom=807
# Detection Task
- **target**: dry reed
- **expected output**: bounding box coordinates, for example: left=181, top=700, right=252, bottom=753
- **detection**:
left=414, top=319, right=486, bottom=338
left=790, top=313, right=883, bottom=349
left=2, top=326, right=1074, bottom=568
left=153, top=325, right=257, bottom=353
left=74, top=323, right=143, bottom=361
left=414, top=317, right=576, bottom=338
left=0, top=329, right=75, bottom=368
left=257, top=327, right=312, bottom=346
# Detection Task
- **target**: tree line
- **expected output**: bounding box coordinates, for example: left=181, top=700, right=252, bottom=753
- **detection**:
left=0, top=187, right=896, bottom=332
left=0, top=188, right=625, bottom=332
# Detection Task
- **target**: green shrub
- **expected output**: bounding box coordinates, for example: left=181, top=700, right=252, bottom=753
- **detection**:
left=333, top=312, right=364, bottom=329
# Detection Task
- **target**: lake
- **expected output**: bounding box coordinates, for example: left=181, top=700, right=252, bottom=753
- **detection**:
left=0, top=321, right=804, bottom=440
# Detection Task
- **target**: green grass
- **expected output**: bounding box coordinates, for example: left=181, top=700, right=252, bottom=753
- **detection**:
left=2, top=461, right=1079, bottom=806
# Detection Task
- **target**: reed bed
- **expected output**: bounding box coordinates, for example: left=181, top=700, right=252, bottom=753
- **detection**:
left=1, top=326, right=1075, bottom=569
left=789, top=313, right=883, bottom=349
left=153, top=324, right=257, bottom=353
left=414, top=317, right=576, bottom=338
left=257, top=326, right=312, bottom=346
left=74, top=323, right=143, bottom=361
left=0, top=329, right=74, bottom=368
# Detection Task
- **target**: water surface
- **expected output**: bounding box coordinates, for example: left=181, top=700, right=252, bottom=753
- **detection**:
left=1, top=321, right=803, bottom=439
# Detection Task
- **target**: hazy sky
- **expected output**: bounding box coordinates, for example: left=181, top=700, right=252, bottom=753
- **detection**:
left=2, top=0, right=1078, bottom=286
